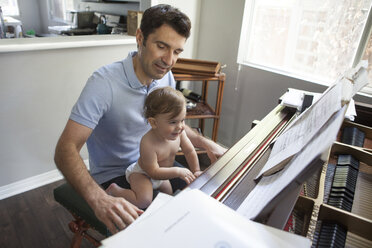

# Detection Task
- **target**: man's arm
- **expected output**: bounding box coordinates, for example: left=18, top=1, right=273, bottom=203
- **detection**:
left=54, top=119, right=142, bottom=234
left=184, top=125, right=227, bottom=163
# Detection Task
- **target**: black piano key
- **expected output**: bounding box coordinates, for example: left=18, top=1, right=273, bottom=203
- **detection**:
left=330, top=188, right=354, bottom=199
left=329, top=191, right=354, bottom=203
left=333, top=171, right=358, bottom=182
left=328, top=197, right=352, bottom=212
left=341, top=126, right=365, bottom=147
left=328, top=155, right=359, bottom=212
left=311, top=221, right=323, bottom=248
left=337, top=154, right=360, bottom=170
left=317, top=222, right=347, bottom=248
left=332, top=164, right=358, bottom=194
left=318, top=230, right=346, bottom=246
left=332, top=181, right=356, bottom=194
left=332, top=179, right=358, bottom=189
left=323, top=163, right=336, bottom=204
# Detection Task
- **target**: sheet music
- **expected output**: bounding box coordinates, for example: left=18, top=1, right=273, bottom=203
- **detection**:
left=257, top=81, right=342, bottom=177
left=101, top=189, right=311, bottom=248
left=237, top=106, right=346, bottom=220
left=258, top=60, right=369, bottom=178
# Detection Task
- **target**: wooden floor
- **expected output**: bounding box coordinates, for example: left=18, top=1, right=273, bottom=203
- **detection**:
left=0, top=154, right=211, bottom=248
left=0, top=179, right=104, bottom=248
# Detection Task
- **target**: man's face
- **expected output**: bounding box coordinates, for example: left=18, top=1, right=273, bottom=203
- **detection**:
left=136, top=24, right=187, bottom=81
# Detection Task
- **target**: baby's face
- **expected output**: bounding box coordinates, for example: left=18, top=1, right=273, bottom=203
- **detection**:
left=154, top=107, right=186, bottom=141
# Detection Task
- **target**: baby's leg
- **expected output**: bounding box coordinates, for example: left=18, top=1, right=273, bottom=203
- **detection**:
left=158, top=180, right=173, bottom=195
left=105, top=183, right=131, bottom=198
left=127, top=173, right=154, bottom=209
left=106, top=173, right=153, bottom=209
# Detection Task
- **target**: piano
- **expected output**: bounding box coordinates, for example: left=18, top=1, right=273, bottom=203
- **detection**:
left=188, top=102, right=372, bottom=247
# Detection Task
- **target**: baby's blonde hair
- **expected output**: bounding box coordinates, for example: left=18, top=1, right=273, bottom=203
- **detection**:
left=144, top=87, right=186, bottom=119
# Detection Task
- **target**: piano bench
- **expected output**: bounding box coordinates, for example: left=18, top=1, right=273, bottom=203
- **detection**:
left=53, top=183, right=109, bottom=248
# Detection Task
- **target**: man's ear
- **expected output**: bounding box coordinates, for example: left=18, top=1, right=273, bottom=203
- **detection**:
left=136, top=29, right=144, bottom=49
left=148, top=117, right=157, bottom=129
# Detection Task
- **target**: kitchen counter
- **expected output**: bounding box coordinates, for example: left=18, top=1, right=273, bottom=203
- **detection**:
left=0, top=34, right=136, bottom=53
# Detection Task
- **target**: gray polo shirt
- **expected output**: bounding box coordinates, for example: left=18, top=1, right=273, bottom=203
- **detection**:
left=70, top=51, right=176, bottom=184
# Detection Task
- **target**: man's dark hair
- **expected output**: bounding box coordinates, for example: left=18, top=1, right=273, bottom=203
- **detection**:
left=140, top=4, right=191, bottom=44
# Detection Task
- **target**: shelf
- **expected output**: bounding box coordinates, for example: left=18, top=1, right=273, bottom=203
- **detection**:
left=186, top=102, right=216, bottom=119
left=172, top=59, right=225, bottom=142
left=173, top=73, right=225, bottom=82
left=172, top=58, right=221, bottom=77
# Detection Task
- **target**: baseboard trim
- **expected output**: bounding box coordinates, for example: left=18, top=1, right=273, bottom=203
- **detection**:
left=0, top=159, right=89, bottom=200
left=0, top=169, right=63, bottom=200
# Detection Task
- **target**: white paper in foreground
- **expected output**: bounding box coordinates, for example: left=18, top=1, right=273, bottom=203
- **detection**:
left=101, top=189, right=310, bottom=248
left=237, top=106, right=346, bottom=220
left=133, top=191, right=173, bottom=224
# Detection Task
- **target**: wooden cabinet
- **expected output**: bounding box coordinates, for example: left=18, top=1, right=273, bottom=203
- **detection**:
left=173, top=72, right=225, bottom=143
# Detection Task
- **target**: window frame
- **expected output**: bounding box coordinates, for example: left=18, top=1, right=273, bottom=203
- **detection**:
left=0, top=0, right=20, bottom=16
left=353, top=7, right=372, bottom=96
left=237, top=0, right=372, bottom=97
left=48, top=0, right=75, bottom=24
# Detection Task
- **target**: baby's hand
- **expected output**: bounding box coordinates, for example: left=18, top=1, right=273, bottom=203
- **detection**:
left=177, top=168, right=196, bottom=184
left=194, top=170, right=203, bottom=177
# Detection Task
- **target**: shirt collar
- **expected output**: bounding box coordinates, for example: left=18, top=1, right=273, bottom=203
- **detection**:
left=124, top=51, right=159, bottom=89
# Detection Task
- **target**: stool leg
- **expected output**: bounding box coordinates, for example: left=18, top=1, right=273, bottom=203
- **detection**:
left=68, top=212, right=101, bottom=248
left=69, top=219, right=84, bottom=248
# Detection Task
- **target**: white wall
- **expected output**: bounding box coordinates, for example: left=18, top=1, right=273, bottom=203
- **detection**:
left=197, top=0, right=372, bottom=147
left=0, top=43, right=136, bottom=188
left=17, top=0, right=43, bottom=33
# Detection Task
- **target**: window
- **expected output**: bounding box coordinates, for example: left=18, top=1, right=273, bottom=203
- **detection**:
left=48, top=0, right=75, bottom=23
left=238, top=0, right=372, bottom=96
left=0, top=0, right=20, bottom=16
left=361, top=24, right=372, bottom=95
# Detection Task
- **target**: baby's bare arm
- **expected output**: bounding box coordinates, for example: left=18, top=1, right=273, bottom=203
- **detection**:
left=139, top=136, right=194, bottom=182
left=180, top=131, right=201, bottom=176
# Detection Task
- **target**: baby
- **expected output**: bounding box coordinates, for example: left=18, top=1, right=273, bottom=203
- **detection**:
left=106, top=86, right=201, bottom=209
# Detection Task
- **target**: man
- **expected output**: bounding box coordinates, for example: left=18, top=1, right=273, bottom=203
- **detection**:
left=54, top=4, right=226, bottom=234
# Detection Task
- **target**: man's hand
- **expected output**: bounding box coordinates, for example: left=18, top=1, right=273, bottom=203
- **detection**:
left=205, top=140, right=227, bottom=163
left=91, top=193, right=144, bottom=234
left=184, top=125, right=227, bottom=164
left=177, top=167, right=196, bottom=184
left=55, top=120, right=144, bottom=234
